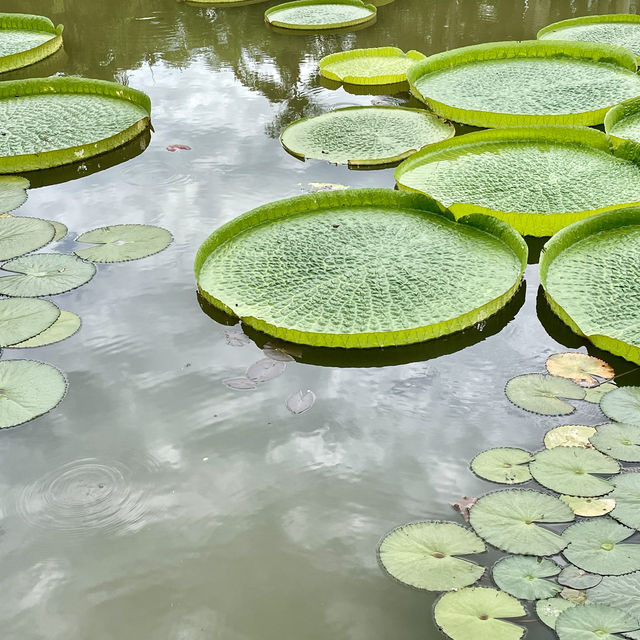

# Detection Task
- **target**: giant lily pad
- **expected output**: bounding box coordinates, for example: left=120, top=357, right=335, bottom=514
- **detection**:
left=377, top=521, right=485, bottom=591
left=605, top=97, right=640, bottom=144
left=280, top=106, right=454, bottom=167
left=590, top=423, right=640, bottom=462
left=588, top=571, right=640, bottom=617
left=0, top=297, right=59, bottom=346
left=562, top=517, right=640, bottom=575
left=609, top=473, right=640, bottom=530
left=264, top=0, right=376, bottom=31
left=433, top=587, right=526, bottom=640
left=0, top=13, right=63, bottom=74
left=0, top=176, right=28, bottom=213
left=469, top=489, right=574, bottom=556
left=529, top=447, right=619, bottom=497
left=0, top=217, right=54, bottom=260
left=395, top=127, right=640, bottom=237
left=0, top=77, right=151, bottom=173
left=546, top=353, right=614, bottom=388
left=540, top=209, right=640, bottom=364
left=492, top=555, right=561, bottom=600
left=544, top=425, right=597, bottom=449
left=600, top=387, right=640, bottom=425
left=555, top=604, right=640, bottom=640
left=470, top=448, right=533, bottom=484
left=504, top=374, right=585, bottom=416
left=0, top=253, right=96, bottom=297
left=9, top=309, right=80, bottom=348
left=318, top=47, right=425, bottom=85
left=406, top=40, right=640, bottom=128
left=0, top=359, right=67, bottom=428
left=536, top=597, right=576, bottom=629
left=195, top=189, right=527, bottom=349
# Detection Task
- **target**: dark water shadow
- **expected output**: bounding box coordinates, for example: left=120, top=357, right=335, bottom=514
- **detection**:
left=318, top=76, right=409, bottom=96
left=197, top=282, right=526, bottom=368
left=185, top=0, right=270, bottom=6
left=268, top=18, right=377, bottom=37
left=525, top=236, right=549, bottom=265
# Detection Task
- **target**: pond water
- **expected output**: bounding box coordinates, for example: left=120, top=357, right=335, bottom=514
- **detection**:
left=1, top=0, right=640, bottom=638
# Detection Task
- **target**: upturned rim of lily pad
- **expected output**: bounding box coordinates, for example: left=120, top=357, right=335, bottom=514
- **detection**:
left=264, top=0, right=377, bottom=31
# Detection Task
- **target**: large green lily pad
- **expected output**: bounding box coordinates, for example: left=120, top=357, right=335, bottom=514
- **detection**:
left=0, top=77, right=151, bottom=173
left=469, top=489, right=574, bottom=556
left=600, top=387, right=640, bottom=424
left=544, top=425, right=597, bottom=449
left=0, top=217, right=54, bottom=260
left=0, top=297, right=59, bottom=346
left=492, top=555, right=561, bottom=600
left=505, top=374, right=585, bottom=416
left=609, top=473, right=640, bottom=530
left=0, top=176, right=28, bottom=213
left=555, top=604, right=640, bottom=640
left=470, top=448, right=533, bottom=484
left=434, top=587, right=526, bottom=640
left=9, top=309, right=80, bottom=348
left=377, top=521, right=485, bottom=591
left=540, top=209, right=640, bottom=364
left=590, top=423, right=640, bottom=462
left=395, top=127, right=640, bottom=237
left=536, top=597, right=577, bottom=629
left=264, top=0, right=376, bottom=30
left=406, top=40, right=640, bottom=128
left=588, top=571, right=640, bottom=617
left=195, top=189, right=527, bottom=349
left=280, top=106, right=454, bottom=166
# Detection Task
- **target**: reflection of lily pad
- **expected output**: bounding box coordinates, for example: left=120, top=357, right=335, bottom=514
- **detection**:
left=536, top=597, right=576, bottom=629
left=0, top=297, right=59, bottom=346
left=505, top=374, right=585, bottom=415
left=585, top=383, right=617, bottom=404
left=0, top=217, right=54, bottom=261
left=264, top=0, right=377, bottom=30
left=590, top=423, right=640, bottom=462
left=555, top=603, right=640, bottom=640
left=10, top=309, right=80, bottom=348
left=545, top=425, right=596, bottom=449
left=469, top=489, right=574, bottom=555
left=377, top=521, right=485, bottom=591
left=588, top=570, right=640, bottom=617
left=609, top=473, right=640, bottom=530
left=433, top=587, right=526, bottom=640
left=0, top=176, right=29, bottom=214
left=492, top=555, right=561, bottom=600
left=470, top=448, right=532, bottom=484
left=560, top=495, right=616, bottom=517
left=529, top=447, right=619, bottom=497
left=546, top=353, right=614, bottom=387
left=558, top=565, right=602, bottom=590
left=601, top=387, right=640, bottom=424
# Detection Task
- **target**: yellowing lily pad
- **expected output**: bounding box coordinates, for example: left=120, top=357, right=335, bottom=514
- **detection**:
left=546, top=353, right=614, bottom=387
left=544, top=425, right=596, bottom=449
left=560, top=495, right=616, bottom=517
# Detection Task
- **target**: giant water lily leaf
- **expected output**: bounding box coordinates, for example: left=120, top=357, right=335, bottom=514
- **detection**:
left=529, top=447, right=619, bottom=497
left=536, top=597, right=576, bottom=629
left=590, top=424, right=640, bottom=462
left=470, top=448, right=533, bottom=484
left=0, top=359, right=67, bottom=428
left=555, top=604, right=640, bottom=640
left=395, top=128, right=640, bottom=237
left=469, top=489, right=574, bottom=556
left=505, top=374, right=585, bottom=415
left=0, top=217, right=54, bottom=260
left=0, top=297, right=59, bottom=346
left=377, top=521, right=485, bottom=591
left=10, top=309, right=80, bottom=348
left=492, top=555, right=561, bottom=600
left=540, top=210, right=640, bottom=366
left=433, top=587, right=526, bottom=640
left=585, top=383, right=618, bottom=404
left=558, top=565, right=602, bottom=590
left=74, top=224, right=172, bottom=263
left=0, top=13, right=63, bottom=74
left=264, top=0, right=376, bottom=30
left=588, top=571, right=640, bottom=617
left=0, top=77, right=151, bottom=173
left=280, top=106, right=454, bottom=166
left=545, top=425, right=597, bottom=449
left=609, top=473, right=640, bottom=530
left=601, top=387, right=640, bottom=424
left=562, top=517, right=640, bottom=575
left=560, top=495, right=616, bottom=517
left=319, top=47, right=425, bottom=85
left=0, top=176, right=28, bottom=213
left=606, top=97, right=640, bottom=145
left=406, top=40, right=640, bottom=128
left=546, top=353, right=614, bottom=387
left=0, top=253, right=96, bottom=297
left=195, top=189, right=527, bottom=349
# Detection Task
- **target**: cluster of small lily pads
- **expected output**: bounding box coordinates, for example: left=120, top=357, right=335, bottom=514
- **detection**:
left=378, top=352, right=640, bottom=640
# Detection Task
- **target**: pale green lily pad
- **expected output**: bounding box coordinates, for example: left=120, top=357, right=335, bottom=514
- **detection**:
left=601, top=387, right=640, bottom=425
left=529, top=447, right=619, bottom=497
left=546, top=353, right=614, bottom=387
left=0, top=359, right=67, bottom=428
left=558, top=565, right=602, bottom=590
left=0, top=217, right=54, bottom=260
left=585, top=383, right=618, bottom=404
left=609, top=473, right=640, bottom=530
left=556, top=604, right=640, bottom=640
left=505, top=374, right=586, bottom=416
left=377, top=521, right=485, bottom=591
left=195, top=189, right=527, bottom=349
left=280, top=106, right=454, bottom=166
left=74, top=224, right=172, bottom=263
left=470, top=448, right=533, bottom=484
left=545, top=425, right=597, bottom=449
left=0, top=297, right=59, bottom=346
left=0, top=176, right=28, bottom=213
left=492, top=555, right=561, bottom=600
left=434, top=587, right=526, bottom=640
left=0, top=253, right=96, bottom=297
left=588, top=571, right=640, bottom=617
left=264, top=0, right=376, bottom=30
left=469, top=489, right=574, bottom=556
left=536, top=597, right=576, bottom=629
left=562, top=517, right=640, bottom=575
left=590, top=423, right=640, bottom=462
left=48, top=221, right=67, bottom=243
left=9, top=309, right=80, bottom=348
left=560, top=495, right=616, bottom=517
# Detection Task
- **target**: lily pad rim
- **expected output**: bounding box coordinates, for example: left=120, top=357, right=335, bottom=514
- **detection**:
left=264, top=0, right=377, bottom=30
left=537, top=13, right=640, bottom=47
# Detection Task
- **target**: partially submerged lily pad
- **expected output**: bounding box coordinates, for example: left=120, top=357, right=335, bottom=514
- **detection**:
left=74, top=224, right=172, bottom=263
left=560, top=495, right=616, bottom=518
left=544, top=425, right=596, bottom=449
left=470, top=448, right=533, bottom=484
left=0, top=297, right=59, bottom=346
left=600, top=387, right=640, bottom=425
left=492, top=555, right=561, bottom=600
left=9, top=309, right=80, bottom=348
left=559, top=587, right=588, bottom=604
left=558, top=565, right=602, bottom=590
left=377, top=521, right=485, bottom=591
left=504, top=374, right=585, bottom=416
left=590, top=423, right=640, bottom=462
left=546, top=353, right=614, bottom=387
left=536, top=597, right=576, bottom=629
left=280, top=106, right=454, bottom=166
left=264, top=0, right=377, bottom=31
left=609, top=473, right=640, bottom=530
left=434, top=587, right=526, bottom=640
left=555, top=603, right=640, bottom=640
left=588, top=570, right=640, bottom=617
left=0, top=217, right=54, bottom=260
left=469, top=489, right=574, bottom=556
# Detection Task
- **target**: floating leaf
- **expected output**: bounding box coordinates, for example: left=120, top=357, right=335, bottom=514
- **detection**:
left=492, top=555, right=561, bottom=600
left=588, top=570, right=640, bottom=617
left=223, top=377, right=257, bottom=390
left=504, top=374, right=585, bottom=416
left=601, top=387, right=640, bottom=425
left=48, top=220, right=68, bottom=243
left=166, top=144, right=191, bottom=152
left=590, top=423, right=640, bottom=462
left=377, top=521, right=485, bottom=591
left=9, top=310, right=80, bottom=348
left=609, top=473, right=640, bottom=530
left=0, top=176, right=28, bottom=213
left=558, top=565, right=602, bottom=590
left=0, top=359, right=67, bottom=428
left=562, top=517, right=640, bottom=575
left=433, top=587, right=526, bottom=640
left=544, top=425, right=596, bottom=449
left=546, top=353, right=614, bottom=387
left=224, top=330, right=250, bottom=347
left=0, top=217, right=55, bottom=261
left=286, top=390, right=316, bottom=414
left=264, top=0, right=377, bottom=31
left=246, top=358, right=286, bottom=383
left=560, top=495, right=616, bottom=517
left=0, top=253, right=96, bottom=297
left=585, top=383, right=618, bottom=404
left=536, top=597, right=576, bottom=629
left=555, top=603, right=640, bottom=640
left=469, top=489, right=574, bottom=556
left=470, top=448, right=533, bottom=484
left=560, top=587, right=587, bottom=604
left=529, top=447, right=619, bottom=497
left=451, top=496, right=478, bottom=523
left=263, top=343, right=295, bottom=362
left=74, top=225, right=172, bottom=263
left=0, top=297, right=59, bottom=347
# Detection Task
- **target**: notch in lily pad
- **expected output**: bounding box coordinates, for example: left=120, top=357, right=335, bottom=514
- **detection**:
left=546, top=352, right=614, bottom=387
left=492, top=555, right=561, bottom=600
left=470, top=447, right=533, bottom=484
left=505, top=373, right=586, bottom=415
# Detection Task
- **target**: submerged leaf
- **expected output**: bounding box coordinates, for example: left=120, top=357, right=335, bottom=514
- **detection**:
left=48, top=220, right=68, bottom=243
left=262, top=343, right=295, bottom=362
left=609, top=473, right=640, bottom=530
left=246, top=358, right=286, bottom=383
left=223, top=377, right=257, bottom=390
left=588, top=570, right=640, bottom=617
left=0, top=176, right=29, bottom=213
left=505, top=373, right=586, bottom=415
left=492, top=555, right=561, bottom=600
left=286, top=390, right=316, bottom=414
left=555, top=603, right=640, bottom=640
left=544, top=425, right=596, bottom=449
left=601, top=387, right=640, bottom=425
left=470, top=447, right=533, bottom=484
left=224, top=330, right=250, bottom=347
left=9, top=310, right=81, bottom=348
left=558, top=565, right=602, bottom=590
left=0, top=217, right=54, bottom=261
left=546, top=353, right=614, bottom=387
left=590, top=423, right=640, bottom=462
left=536, top=597, right=576, bottom=629
left=166, top=144, right=191, bottom=152
left=560, top=587, right=587, bottom=604
left=264, top=0, right=377, bottom=31
left=560, top=495, right=616, bottom=518
left=0, top=297, right=59, bottom=347
left=451, top=496, right=478, bottom=523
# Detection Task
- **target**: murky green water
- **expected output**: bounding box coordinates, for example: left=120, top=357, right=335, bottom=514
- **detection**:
left=1, top=0, right=640, bottom=638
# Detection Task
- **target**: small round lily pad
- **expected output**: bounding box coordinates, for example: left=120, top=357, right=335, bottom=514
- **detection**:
left=600, top=387, right=640, bottom=424
left=9, top=309, right=80, bottom=348
left=536, top=597, right=576, bottom=629
left=377, top=521, right=485, bottom=591
left=558, top=565, right=602, bottom=590
left=74, top=224, right=173, bottom=263
left=505, top=374, right=586, bottom=415
left=609, top=473, right=640, bottom=530
left=544, top=425, right=596, bottom=449
left=546, top=353, right=614, bottom=387
left=470, top=448, right=533, bottom=484
left=555, top=603, right=640, bottom=640
left=560, top=495, right=616, bottom=517
left=0, top=176, right=28, bottom=213
left=492, top=555, right=561, bottom=600
left=0, top=297, right=59, bottom=347
left=588, top=570, right=640, bottom=617
left=590, top=423, right=640, bottom=462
